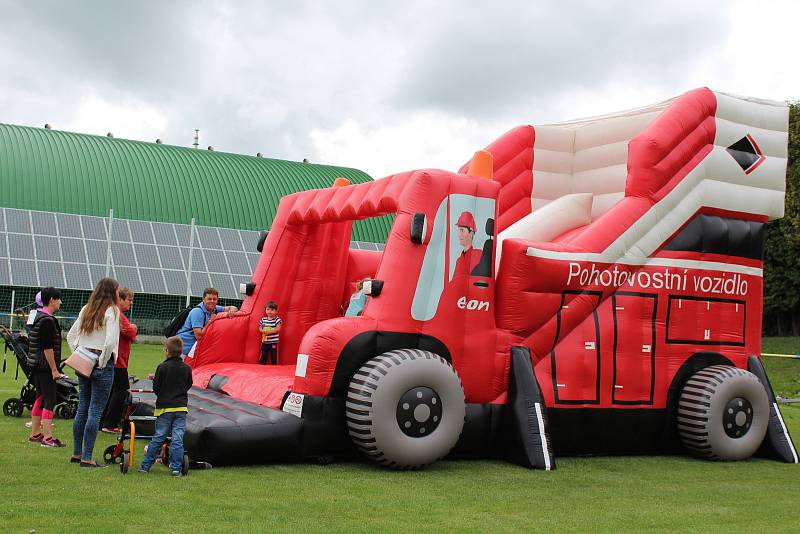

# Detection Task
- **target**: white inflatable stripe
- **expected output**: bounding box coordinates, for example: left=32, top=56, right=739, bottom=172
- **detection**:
left=772, top=402, right=799, bottom=464
left=525, top=247, right=763, bottom=277
left=534, top=402, right=552, bottom=471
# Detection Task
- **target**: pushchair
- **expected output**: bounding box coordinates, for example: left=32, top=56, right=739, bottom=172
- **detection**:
left=1, top=324, right=79, bottom=419
left=102, top=382, right=192, bottom=475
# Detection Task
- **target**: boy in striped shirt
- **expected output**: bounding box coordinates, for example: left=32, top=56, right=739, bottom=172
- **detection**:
left=258, top=301, right=282, bottom=365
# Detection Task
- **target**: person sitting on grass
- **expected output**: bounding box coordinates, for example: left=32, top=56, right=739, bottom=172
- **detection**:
left=139, top=336, right=193, bottom=476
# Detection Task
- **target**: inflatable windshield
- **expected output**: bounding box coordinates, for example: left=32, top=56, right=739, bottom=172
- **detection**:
left=184, top=88, right=796, bottom=469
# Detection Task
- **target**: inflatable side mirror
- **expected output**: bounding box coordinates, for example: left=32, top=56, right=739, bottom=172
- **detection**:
left=410, top=212, right=427, bottom=244
left=362, top=279, right=384, bottom=297
left=239, top=282, right=256, bottom=296
left=256, top=231, right=268, bottom=252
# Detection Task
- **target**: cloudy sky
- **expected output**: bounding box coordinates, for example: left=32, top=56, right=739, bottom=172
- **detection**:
left=1, top=0, right=797, bottom=179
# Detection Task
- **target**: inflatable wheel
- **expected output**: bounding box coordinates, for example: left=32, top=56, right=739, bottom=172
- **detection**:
left=68, top=402, right=78, bottom=419
left=678, top=365, right=769, bottom=461
left=182, top=454, right=190, bottom=476
left=346, top=349, right=465, bottom=469
left=103, top=444, right=121, bottom=464
left=3, top=398, right=23, bottom=417
left=120, top=452, right=129, bottom=474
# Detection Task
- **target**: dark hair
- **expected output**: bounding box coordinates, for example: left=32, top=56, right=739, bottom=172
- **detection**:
left=266, top=301, right=278, bottom=311
left=203, top=288, right=219, bottom=298
left=119, top=287, right=134, bottom=300
left=40, top=287, right=61, bottom=306
left=79, top=277, right=120, bottom=336
left=165, top=336, right=184, bottom=357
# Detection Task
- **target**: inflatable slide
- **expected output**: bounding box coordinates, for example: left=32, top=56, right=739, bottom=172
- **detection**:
left=176, top=88, right=796, bottom=469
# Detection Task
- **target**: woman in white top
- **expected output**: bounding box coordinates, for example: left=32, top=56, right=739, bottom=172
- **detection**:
left=67, top=277, right=121, bottom=468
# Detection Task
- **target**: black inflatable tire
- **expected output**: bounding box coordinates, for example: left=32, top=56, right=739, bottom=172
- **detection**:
left=120, top=452, right=129, bottom=474
left=346, top=349, right=465, bottom=469
left=182, top=454, right=190, bottom=475
left=3, top=398, right=23, bottom=417
left=678, top=365, right=769, bottom=461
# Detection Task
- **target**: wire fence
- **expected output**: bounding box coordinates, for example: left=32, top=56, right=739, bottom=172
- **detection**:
left=0, top=207, right=255, bottom=337
left=0, top=285, right=242, bottom=338
left=0, top=207, right=384, bottom=338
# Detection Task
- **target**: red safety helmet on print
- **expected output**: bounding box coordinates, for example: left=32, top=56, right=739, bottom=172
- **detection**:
left=455, top=211, right=476, bottom=232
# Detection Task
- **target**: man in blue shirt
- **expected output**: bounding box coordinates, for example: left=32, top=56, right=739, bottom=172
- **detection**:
left=177, top=287, right=237, bottom=357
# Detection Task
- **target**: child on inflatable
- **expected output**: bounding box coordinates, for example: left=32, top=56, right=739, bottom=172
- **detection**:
left=345, top=279, right=369, bottom=317
left=139, top=336, right=193, bottom=476
left=258, top=301, right=282, bottom=365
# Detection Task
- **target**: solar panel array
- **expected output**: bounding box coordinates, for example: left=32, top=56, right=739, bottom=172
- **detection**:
left=0, top=208, right=384, bottom=299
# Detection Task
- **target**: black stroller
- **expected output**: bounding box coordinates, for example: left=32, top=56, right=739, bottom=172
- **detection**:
left=1, top=324, right=79, bottom=419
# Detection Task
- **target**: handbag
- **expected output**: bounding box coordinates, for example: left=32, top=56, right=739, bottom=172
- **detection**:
left=63, top=346, right=100, bottom=378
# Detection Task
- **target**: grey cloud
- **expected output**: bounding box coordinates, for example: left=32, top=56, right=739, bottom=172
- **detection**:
left=391, top=1, right=730, bottom=118
left=0, top=0, right=753, bottom=173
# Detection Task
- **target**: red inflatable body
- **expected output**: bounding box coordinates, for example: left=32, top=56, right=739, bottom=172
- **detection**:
left=186, top=88, right=797, bottom=468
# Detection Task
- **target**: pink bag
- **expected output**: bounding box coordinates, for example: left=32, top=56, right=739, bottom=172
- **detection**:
left=63, top=347, right=99, bottom=378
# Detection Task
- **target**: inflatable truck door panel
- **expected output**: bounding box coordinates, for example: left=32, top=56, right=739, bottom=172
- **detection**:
left=550, top=291, right=602, bottom=405
left=666, top=296, right=746, bottom=346
left=611, top=292, right=657, bottom=405
left=411, top=193, right=498, bottom=402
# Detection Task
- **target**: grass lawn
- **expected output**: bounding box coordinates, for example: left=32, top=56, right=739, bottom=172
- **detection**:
left=1, top=339, right=799, bottom=533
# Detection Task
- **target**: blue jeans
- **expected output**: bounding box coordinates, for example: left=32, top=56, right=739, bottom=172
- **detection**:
left=72, top=358, right=114, bottom=461
left=140, top=411, right=187, bottom=472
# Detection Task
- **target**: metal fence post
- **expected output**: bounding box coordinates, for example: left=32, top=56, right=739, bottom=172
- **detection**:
left=105, top=208, right=114, bottom=277
left=9, top=288, right=15, bottom=330
left=185, top=217, right=195, bottom=308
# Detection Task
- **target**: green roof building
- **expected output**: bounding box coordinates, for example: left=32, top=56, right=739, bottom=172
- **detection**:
left=0, top=123, right=390, bottom=242
left=0, top=123, right=391, bottom=327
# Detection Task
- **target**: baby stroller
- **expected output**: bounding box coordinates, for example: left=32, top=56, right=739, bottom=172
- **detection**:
left=1, top=324, right=79, bottom=419
left=103, top=382, right=192, bottom=475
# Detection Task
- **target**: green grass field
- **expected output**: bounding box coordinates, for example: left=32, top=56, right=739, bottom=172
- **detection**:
left=1, top=339, right=799, bottom=533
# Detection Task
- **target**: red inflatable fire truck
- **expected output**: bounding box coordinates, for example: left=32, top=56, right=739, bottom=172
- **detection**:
left=184, top=88, right=797, bottom=469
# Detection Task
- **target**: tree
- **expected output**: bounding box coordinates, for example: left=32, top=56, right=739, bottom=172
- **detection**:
left=763, top=102, right=800, bottom=335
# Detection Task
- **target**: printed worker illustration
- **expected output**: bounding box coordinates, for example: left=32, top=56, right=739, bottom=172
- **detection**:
left=453, top=211, right=485, bottom=277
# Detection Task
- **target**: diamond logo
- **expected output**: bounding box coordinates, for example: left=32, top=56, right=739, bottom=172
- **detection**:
left=726, top=134, right=765, bottom=174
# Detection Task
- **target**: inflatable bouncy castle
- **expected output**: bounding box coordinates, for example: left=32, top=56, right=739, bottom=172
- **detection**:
left=178, top=88, right=797, bottom=469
